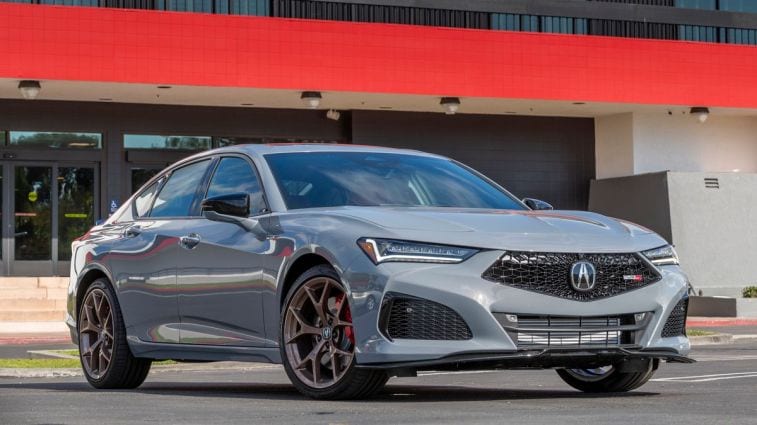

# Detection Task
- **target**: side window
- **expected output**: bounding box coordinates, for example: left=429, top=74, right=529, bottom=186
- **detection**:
left=134, top=180, right=160, bottom=218
left=150, top=160, right=210, bottom=218
left=206, top=157, right=266, bottom=214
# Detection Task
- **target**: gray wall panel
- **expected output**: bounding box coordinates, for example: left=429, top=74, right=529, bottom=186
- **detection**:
left=351, top=111, right=595, bottom=210
left=588, top=172, right=672, bottom=242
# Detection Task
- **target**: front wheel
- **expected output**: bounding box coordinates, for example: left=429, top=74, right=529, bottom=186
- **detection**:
left=280, top=265, right=388, bottom=399
left=556, top=360, right=657, bottom=393
left=78, top=278, right=152, bottom=389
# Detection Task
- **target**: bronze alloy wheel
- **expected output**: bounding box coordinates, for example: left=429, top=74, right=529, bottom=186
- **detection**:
left=79, top=288, right=114, bottom=379
left=284, top=276, right=356, bottom=389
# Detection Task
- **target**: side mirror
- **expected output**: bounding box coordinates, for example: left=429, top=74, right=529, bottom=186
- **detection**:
left=201, top=193, right=249, bottom=218
left=523, top=198, right=554, bottom=211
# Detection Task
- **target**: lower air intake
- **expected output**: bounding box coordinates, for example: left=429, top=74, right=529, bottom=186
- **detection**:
left=661, top=297, right=688, bottom=337
left=380, top=293, right=472, bottom=341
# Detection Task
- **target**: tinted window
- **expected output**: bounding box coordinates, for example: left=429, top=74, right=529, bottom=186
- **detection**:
left=124, top=135, right=211, bottom=150
left=134, top=181, right=160, bottom=218
left=9, top=131, right=102, bottom=149
left=150, top=160, right=210, bottom=217
left=206, top=157, right=265, bottom=214
left=265, top=152, right=525, bottom=210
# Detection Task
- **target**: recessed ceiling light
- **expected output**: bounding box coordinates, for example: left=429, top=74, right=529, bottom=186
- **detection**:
left=157, top=85, right=172, bottom=89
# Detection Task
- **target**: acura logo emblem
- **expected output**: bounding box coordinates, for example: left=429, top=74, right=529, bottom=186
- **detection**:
left=570, top=261, right=597, bottom=292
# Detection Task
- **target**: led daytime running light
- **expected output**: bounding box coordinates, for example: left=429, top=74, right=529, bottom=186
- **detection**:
left=358, top=238, right=477, bottom=264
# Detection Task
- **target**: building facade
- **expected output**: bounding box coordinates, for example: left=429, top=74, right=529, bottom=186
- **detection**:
left=0, top=0, right=756, bottom=299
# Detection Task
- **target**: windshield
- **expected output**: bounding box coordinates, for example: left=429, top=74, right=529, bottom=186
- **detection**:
left=265, top=152, right=526, bottom=210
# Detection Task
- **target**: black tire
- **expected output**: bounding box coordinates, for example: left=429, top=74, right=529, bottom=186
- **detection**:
left=280, top=265, right=388, bottom=400
left=556, top=360, right=657, bottom=393
left=78, top=278, right=152, bottom=389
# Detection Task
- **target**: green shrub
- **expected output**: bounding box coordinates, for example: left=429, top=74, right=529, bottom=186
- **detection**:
left=743, top=286, right=757, bottom=298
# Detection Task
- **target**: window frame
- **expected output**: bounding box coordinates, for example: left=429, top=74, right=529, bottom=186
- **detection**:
left=202, top=153, right=271, bottom=217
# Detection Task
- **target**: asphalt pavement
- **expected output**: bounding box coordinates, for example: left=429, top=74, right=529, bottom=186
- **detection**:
left=2, top=341, right=757, bottom=425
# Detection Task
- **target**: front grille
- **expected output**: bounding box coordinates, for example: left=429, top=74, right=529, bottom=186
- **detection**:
left=661, top=298, right=688, bottom=337
left=482, top=251, right=661, bottom=301
left=494, top=313, right=642, bottom=348
left=380, top=293, right=472, bottom=341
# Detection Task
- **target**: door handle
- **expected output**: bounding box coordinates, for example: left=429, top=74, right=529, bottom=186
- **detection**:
left=14, top=231, right=28, bottom=237
left=123, top=226, right=142, bottom=238
left=179, top=233, right=201, bottom=250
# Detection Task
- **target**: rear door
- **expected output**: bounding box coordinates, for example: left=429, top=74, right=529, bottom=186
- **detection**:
left=176, top=155, right=272, bottom=347
left=113, top=159, right=212, bottom=344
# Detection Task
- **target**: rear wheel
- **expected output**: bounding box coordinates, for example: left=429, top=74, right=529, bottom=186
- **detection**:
left=556, top=360, right=657, bottom=392
left=78, top=278, right=151, bottom=389
left=280, top=265, right=388, bottom=399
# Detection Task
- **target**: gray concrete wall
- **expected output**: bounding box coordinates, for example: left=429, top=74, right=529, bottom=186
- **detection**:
left=590, top=171, right=757, bottom=297
left=667, top=172, right=757, bottom=297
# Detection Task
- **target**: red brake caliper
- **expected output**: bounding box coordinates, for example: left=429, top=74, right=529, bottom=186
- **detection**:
left=335, top=293, right=355, bottom=345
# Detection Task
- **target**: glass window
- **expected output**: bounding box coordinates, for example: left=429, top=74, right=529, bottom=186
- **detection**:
left=9, top=131, right=102, bottom=149
left=124, top=135, right=212, bottom=150
left=150, top=160, right=210, bottom=218
left=265, top=152, right=526, bottom=211
left=134, top=181, right=160, bottom=218
left=675, top=0, right=716, bottom=10
left=206, top=157, right=265, bottom=214
left=719, top=0, right=757, bottom=13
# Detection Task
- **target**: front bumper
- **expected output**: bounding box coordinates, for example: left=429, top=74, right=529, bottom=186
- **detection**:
left=344, top=250, right=691, bottom=366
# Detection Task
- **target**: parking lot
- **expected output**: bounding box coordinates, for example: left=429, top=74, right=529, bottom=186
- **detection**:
left=1, top=341, right=756, bottom=425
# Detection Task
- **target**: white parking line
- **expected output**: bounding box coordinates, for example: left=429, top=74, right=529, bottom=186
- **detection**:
left=690, top=355, right=757, bottom=362
left=652, top=371, right=757, bottom=383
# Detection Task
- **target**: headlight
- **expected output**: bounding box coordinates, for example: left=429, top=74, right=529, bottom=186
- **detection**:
left=642, top=245, right=679, bottom=266
left=357, top=238, right=478, bottom=264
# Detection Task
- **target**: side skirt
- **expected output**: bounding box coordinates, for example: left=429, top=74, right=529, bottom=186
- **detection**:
left=127, top=336, right=282, bottom=364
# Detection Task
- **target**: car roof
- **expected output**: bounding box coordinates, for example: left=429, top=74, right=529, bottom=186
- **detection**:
left=217, top=143, right=440, bottom=157
left=166, top=143, right=448, bottom=177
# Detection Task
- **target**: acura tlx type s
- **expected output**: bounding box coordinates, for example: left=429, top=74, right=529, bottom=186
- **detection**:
left=67, top=144, right=693, bottom=399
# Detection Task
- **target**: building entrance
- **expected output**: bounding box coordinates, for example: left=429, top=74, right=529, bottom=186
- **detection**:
left=1, top=162, right=99, bottom=276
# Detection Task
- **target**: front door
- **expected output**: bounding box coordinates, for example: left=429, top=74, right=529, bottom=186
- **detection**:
left=1, top=162, right=98, bottom=276
left=176, top=155, right=270, bottom=347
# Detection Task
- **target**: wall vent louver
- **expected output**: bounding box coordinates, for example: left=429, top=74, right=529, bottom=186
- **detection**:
left=704, top=177, right=720, bottom=189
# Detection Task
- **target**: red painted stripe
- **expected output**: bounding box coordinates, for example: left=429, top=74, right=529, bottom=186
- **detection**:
left=0, top=334, right=72, bottom=345
left=2, top=3, right=757, bottom=108
left=687, top=318, right=757, bottom=327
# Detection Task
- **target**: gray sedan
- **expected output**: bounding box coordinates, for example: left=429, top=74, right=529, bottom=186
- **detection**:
left=66, top=144, right=692, bottom=399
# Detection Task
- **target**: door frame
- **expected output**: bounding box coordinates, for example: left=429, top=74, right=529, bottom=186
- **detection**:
left=1, top=160, right=100, bottom=276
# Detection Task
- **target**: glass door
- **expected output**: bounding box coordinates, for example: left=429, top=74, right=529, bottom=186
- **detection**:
left=12, top=165, right=53, bottom=275
left=57, top=166, right=97, bottom=275
left=2, top=162, right=98, bottom=276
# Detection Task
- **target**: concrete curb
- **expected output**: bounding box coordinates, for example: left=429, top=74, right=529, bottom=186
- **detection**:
left=688, top=333, right=734, bottom=346
left=0, top=362, right=282, bottom=379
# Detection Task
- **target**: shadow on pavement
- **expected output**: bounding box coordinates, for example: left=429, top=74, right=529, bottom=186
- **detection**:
left=0, top=381, right=658, bottom=402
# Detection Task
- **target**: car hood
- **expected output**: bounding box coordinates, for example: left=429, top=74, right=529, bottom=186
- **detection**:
left=326, top=206, right=667, bottom=253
